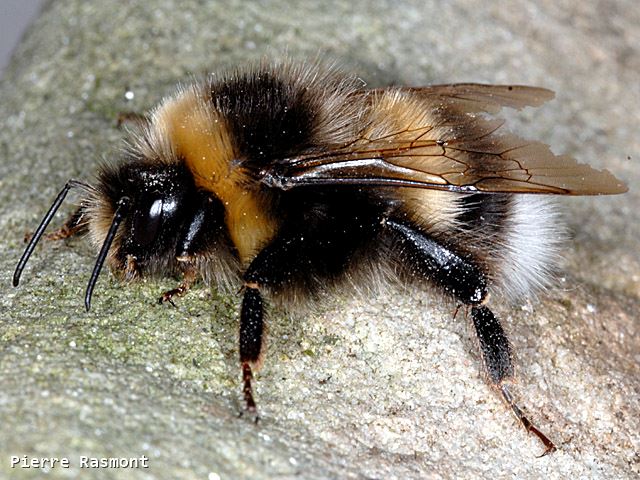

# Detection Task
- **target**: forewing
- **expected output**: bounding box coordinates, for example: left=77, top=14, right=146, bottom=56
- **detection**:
left=370, top=83, right=556, bottom=113
left=262, top=85, right=627, bottom=195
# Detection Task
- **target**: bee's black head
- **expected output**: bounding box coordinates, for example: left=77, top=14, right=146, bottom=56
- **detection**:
left=14, top=158, right=228, bottom=312
left=92, top=161, right=197, bottom=277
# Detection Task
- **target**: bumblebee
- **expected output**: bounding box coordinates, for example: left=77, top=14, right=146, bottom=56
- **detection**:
left=13, top=61, right=626, bottom=455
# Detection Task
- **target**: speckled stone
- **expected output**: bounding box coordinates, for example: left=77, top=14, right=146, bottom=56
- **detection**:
left=0, top=1, right=638, bottom=479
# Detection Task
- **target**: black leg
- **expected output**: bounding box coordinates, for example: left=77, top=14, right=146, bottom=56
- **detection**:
left=237, top=231, right=314, bottom=417
left=471, top=305, right=513, bottom=384
left=239, top=285, right=263, bottom=420
left=383, top=219, right=486, bottom=304
left=472, top=305, right=556, bottom=456
left=384, top=218, right=555, bottom=454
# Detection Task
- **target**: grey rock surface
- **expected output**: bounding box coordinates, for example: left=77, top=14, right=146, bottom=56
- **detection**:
left=0, top=1, right=638, bottom=479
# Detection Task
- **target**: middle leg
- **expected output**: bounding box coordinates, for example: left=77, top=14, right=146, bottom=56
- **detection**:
left=238, top=232, right=311, bottom=418
left=236, top=215, right=368, bottom=418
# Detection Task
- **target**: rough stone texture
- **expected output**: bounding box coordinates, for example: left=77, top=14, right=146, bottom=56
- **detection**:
left=0, top=1, right=638, bottom=479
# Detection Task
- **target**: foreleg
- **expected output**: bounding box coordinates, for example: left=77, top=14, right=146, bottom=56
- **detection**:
left=158, top=263, right=199, bottom=306
left=28, top=206, right=86, bottom=242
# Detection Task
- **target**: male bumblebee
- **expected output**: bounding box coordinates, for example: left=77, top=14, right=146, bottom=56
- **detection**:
left=13, top=61, right=627, bottom=455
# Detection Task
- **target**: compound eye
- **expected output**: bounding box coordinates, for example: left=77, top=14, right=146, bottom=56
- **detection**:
left=132, top=196, right=163, bottom=247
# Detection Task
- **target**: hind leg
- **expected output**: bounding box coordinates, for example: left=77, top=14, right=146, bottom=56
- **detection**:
left=471, top=305, right=556, bottom=455
left=383, top=218, right=555, bottom=455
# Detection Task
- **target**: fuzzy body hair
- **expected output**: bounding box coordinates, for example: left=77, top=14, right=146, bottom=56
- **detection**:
left=14, top=61, right=626, bottom=456
left=78, top=61, right=576, bottom=308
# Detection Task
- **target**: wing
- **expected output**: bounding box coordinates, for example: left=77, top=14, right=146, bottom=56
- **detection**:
left=261, top=84, right=627, bottom=195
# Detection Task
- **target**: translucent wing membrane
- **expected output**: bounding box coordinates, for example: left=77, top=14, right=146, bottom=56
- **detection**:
left=262, top=85, right=627, bottom=195
left=391, top=83, right=557, bottom=113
